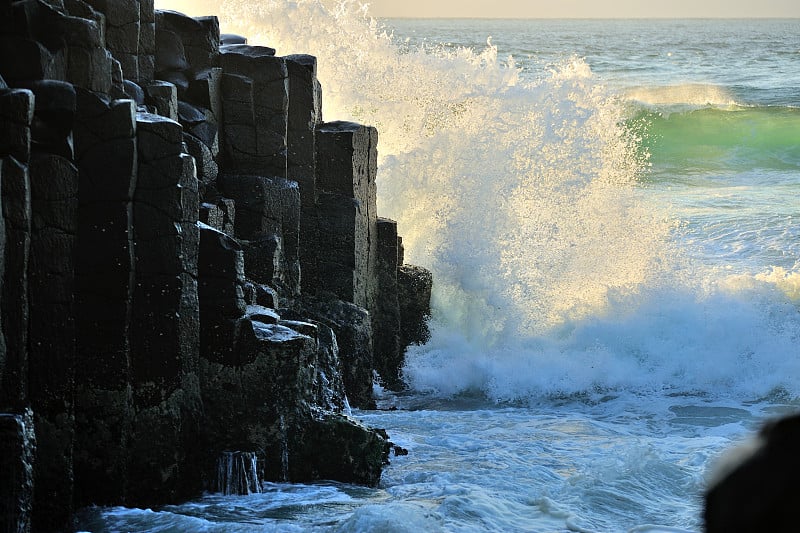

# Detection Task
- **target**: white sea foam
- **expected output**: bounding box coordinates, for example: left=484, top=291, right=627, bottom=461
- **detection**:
left=623, top=84, right=739, bottom=107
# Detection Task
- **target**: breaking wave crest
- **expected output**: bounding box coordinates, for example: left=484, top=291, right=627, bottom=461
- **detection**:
left=623, top=83, right=739, bottom=107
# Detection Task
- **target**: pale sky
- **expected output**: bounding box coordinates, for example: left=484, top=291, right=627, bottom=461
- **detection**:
left=365, top=0, right=800, bottom=18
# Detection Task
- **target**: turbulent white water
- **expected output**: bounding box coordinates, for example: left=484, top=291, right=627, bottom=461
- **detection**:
left=93, top=4, right=800, bottom=531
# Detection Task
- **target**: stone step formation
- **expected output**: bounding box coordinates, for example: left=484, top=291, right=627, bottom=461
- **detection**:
left=0, top=1, right=433, bottom=531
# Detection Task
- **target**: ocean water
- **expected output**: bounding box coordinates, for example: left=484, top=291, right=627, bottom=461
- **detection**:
left=80, top=3, right=800, bottom=532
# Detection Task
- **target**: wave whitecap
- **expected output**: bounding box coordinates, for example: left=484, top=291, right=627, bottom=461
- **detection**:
left=623, top=83, right=739, bottom=107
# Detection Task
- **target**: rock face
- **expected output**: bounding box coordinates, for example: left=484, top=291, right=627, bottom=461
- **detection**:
left=26, top=80, right=79, bottom=532
left=0, top=410, right=35, bottom=533
left=704, top=413, right=800, bottom=533
left=398, top=264, right=433, bottom=349
left=73, top=90, right=137, bottom=506
left=373, top=218, right=403, bottom=389
left=0, top=3, right=433, bottom=530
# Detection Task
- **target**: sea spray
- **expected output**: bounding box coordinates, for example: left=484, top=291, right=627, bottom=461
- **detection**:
left=154, top=0, right=800, bottom=403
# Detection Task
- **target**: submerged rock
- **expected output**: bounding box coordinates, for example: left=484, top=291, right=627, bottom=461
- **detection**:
left=290, top=413, right=387, bottom=487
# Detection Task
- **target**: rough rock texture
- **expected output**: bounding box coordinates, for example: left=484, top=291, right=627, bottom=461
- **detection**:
left=199, top=318, right=317, bottom=483
left=218, top=173, right=301, bottom=302
left=373, top=218, right=403, bottom=389
left=0, top=0, right=114, bottom=93
left=220, top=44, right=288, bottom=177
left=156, top=10, right=219, bottom=76
left=91, top=0, right=141, bottom=78
left=286, top=54, right=322, bottom=294
left=72, top=90, right=136, bottom=506
left=297, top=295, right=375, bottom=409
left=0, top=4, right=433, bottom=528
left=0, top=410, right=35, bottom=533
left=398, top=264, right=433, bottom=349
left=0, top=89, right=33, bottom=412
left=145, top=80, right=178, bottom=121
left=291, top=413, right=387, bottom=486
left=198, top=222, right=246, bottom=364
left=315, top=121, right=378, bottom=311
left=129, top=112, right=202, bottom=505
left=26, top=80, right=79, bottom=532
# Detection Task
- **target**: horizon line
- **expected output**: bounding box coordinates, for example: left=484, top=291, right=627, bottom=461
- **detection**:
left=374, top=15, right=800, bottom=20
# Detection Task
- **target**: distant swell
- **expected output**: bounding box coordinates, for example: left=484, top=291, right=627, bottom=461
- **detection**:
left=632, top=105, right=800, bottom=172
left=623, top=83, right=739, bottom=107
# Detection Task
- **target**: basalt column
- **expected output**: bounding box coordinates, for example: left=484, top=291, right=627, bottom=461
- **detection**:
left=0, top=88, right=33, bottom=412
left=219, top=45, right=300, bottom=302
left=286, top=54, right=322, bottom=295
left=84, top=0, right=143, bottom=82
left=0, top=153, right=6, bottom=409
left=129, top=113, right=202, bottom=505
left=139, top=0, right=156, bottom=83
left=197, top=222, right=246, bottom=367
left=315, top=121, right=378, bottom=406
left=217, top=172, right=301, bottom=304
left=373, top=218, right=403, bottom=389
left=219, top=44, right=287, bottom=177
left=73, top=91, right=137, bottom=506
left=26, top=80, right=79, bottom=532
left=155, top=9, right=221, bottom=196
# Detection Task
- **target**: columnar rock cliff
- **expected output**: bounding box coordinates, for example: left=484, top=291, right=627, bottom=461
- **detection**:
left=0, top=1, right=432, bottom=531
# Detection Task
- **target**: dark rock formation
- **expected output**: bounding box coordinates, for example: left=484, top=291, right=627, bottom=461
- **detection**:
left=145, top=80, right=178, bottom=120
left=156, top=10, right=219, bottom=76
left=0, top=3, right=433, bottom=529
left=198, top=222, right=246, bottom=364
left=291, top=296, right=376, bottom=409
left=286, top=54, right=322, bottom=294
left=26, top=80, right=79, bottom=532
left=704, top=412, right=800, bottom=533
left=128, top=112, right=202, bottom=505
left=316, top=121, right=378, bottom=311
left=220, top=44, right=288, bottom=177
left=0, top=410, right=35, bottom=533
left=73, top=90, right=136, bottom=506
left=218, top=173, right=301, bottom=302
left=0, top=89, right=33, bottom=413
left=398, top=264, right=433, bottom=348
left=220, top=33, right=247, bottom=46
left=290, top=413, right=387, bottom=486
left=373, top=218, right=403, bottom=389
left=84, top=0, right=150, bottom=83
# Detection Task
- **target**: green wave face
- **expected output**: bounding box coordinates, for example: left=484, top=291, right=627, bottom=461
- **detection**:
left=630, top=105, right=800, bottom=176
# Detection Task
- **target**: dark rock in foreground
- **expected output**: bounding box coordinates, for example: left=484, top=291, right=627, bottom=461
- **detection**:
left=704, top=412, right=800, bottom=533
